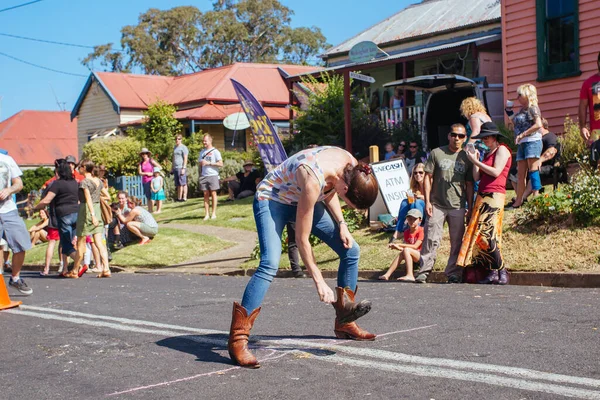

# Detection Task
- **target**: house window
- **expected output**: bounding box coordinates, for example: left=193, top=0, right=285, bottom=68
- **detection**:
left=224, top=128, right=246, bottom=151
left=536, top=0, right=580, bottom=81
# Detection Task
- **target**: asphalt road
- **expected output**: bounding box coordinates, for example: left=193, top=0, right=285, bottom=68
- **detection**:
left=2, top=272, right=600, bottom=400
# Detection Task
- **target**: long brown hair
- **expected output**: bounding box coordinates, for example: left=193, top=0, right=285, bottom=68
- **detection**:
left=342, top=162, right=379, bottom=209
left=410, top=163, right=425, bottom=194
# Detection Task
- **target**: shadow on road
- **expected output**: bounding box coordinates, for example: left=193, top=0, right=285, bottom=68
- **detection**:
left=156, top=333, right=336, bottom=366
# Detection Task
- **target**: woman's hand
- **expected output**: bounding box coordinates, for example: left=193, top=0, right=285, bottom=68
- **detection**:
left=465, top=146, right=479, bottom=163
left=339, top=224, right=353, bottom=249
left=315, top=280, right=335, bottom=304
left=92, top=215, right=99, bottom=227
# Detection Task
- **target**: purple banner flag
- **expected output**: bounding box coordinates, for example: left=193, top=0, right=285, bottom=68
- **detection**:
left=230, top=79, right=288, bottom=170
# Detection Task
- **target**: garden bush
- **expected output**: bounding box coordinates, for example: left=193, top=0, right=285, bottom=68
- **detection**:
left=82, top=136, right=142, bottom=176
left=515, top=157, right=600, bottom=228
left=560, top=116, right=586, bottom=165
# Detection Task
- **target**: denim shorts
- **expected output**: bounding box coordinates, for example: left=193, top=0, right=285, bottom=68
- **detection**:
left=516, top=140, right=543, bottom=161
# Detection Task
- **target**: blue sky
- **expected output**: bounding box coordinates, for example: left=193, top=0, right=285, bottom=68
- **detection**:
left=0, top=0, right=413, bottom=120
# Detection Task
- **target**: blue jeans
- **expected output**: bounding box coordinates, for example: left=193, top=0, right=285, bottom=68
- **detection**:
left=395, top=199, right=426, bottom=232
left=241, top=199, right=360, bottom=313
left=58, top=212, right=78, bottom=256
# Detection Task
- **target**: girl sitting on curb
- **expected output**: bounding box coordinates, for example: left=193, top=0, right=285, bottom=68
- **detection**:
left=379, top=209, right=424, bottom=282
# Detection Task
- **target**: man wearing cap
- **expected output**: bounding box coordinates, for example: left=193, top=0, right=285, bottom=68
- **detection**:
left=224, top=160, right=261, bottom=202
left=415, top=124, right=474, bottom=284
left=0, top=151, right=33, bottom=295
left=172, top=134, right=189, bottom=202
left=66, top=155, right=85, bottom=182
left=198, top=134, right=223, bottom=219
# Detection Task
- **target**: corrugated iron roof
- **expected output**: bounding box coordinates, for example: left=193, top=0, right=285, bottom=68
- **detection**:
left=323, top=0, right=500, bottom=58
left=0, top=111, right=77, bottom=166
left=287, top=31, right=501, bottom=79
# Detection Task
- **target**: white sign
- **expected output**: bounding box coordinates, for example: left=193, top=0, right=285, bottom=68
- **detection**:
left=371, top=159, right=410, bottom=217
left=350, top=72, right=375, bottom=83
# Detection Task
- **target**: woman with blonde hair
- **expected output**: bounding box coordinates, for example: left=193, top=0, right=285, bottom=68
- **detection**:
left=510, top=84, right=543, bottom=208
left=460, top=97, right=492, bottom=141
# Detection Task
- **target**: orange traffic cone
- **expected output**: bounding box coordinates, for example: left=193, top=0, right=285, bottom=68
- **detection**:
left=0, top=277, right=21, bottom=310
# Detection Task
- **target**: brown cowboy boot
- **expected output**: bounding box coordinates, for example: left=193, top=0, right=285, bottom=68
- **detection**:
left=332, top=286, right=371, bottom=324
left=332, top=287, right=376, bottom=341
left=228, top=302, right=261, bottom=368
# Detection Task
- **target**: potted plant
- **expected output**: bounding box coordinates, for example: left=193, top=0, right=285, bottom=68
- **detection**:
left=559, top=116, right=587, bottom=181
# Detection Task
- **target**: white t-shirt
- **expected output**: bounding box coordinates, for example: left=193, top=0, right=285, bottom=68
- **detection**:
left=198, top=147, right=222, bottom=177
left=0, top=153, right=22, bottom=214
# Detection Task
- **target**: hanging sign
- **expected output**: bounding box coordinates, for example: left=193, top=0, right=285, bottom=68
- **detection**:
left=349, top=72, right=375, bottom=83
left=349, top=41, right=379, bottom=63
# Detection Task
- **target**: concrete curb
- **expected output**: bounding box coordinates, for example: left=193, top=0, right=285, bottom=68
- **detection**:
left=19, top=265, right=600, bottom=287
left=221, top=269, right=600, bottom=288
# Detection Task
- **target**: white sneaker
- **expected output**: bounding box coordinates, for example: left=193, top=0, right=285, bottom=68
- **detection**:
left=203, top=215, right=209, bottom=221
left=58, top=262, right=64, bottom=274
left=211, top=215, right=217, bottom=220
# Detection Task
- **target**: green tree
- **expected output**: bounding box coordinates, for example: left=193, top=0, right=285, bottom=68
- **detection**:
left=21, top=167, right=54, bottom=195
left=83, top=1, right=329, bottom=74
left=289, top=72, right=389, bottom=158
left=82, top=136, right=143, bottom=176
left=128, top=100, right=183, bottom=167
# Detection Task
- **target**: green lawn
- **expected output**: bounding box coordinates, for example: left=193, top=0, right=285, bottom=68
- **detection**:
left=25, top=227, right=233, bottom=268
left=155, top=196, right=256, bottom=231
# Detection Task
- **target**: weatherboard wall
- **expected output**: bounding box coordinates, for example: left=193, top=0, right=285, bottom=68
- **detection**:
left=501, top=0, right=600, bottom=134
left=76, top=82, right=120, bottom=156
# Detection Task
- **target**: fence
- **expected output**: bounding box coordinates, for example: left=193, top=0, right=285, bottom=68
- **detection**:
left=109, top=176, right=146, bottom=205
left=379, top=106, right=423, bottom=131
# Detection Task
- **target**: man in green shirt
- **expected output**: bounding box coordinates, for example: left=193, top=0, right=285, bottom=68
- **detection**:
left=415, top=124, right=474, bottom=283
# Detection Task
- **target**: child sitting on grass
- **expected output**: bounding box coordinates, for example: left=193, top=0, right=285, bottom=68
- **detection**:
left=378, top=209, right=424, bottom=282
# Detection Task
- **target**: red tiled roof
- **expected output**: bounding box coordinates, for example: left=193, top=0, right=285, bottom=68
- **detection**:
left=0, top=110, right=77, bottom=167
left=94, top=63, right=321, bottom=110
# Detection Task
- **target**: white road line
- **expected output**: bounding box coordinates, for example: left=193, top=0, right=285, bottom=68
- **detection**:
left=276, top=338, right=600, bottom=390
left=6, top=306, right=600, bottom=398
left=20, top=305, right=223, bottom=335
left=320, top=355, right=600, bottom=400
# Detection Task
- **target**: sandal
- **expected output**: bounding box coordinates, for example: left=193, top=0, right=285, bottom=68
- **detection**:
left=397, top=276, right=416, bottom=282
left=139, top=237, right=151, bottom=245
left=64, top=270, right=79, bottom=279
left=97, top=270, right=111, bottom=278
left=378, top=275, right=389, bottom=281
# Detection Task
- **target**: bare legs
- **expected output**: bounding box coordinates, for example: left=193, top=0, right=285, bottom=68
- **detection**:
left=379, top=249, right=420, bottom=281
left=203, top=190, right=218, bottom=219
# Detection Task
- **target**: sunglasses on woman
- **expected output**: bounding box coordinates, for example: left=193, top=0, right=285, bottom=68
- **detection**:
left=413, top=171, right=425, bottom=175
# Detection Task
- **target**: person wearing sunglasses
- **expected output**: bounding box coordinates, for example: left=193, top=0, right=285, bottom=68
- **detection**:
left=414, top=124, right=474, bottom=284
left=403, top=141, right=427, bottom=174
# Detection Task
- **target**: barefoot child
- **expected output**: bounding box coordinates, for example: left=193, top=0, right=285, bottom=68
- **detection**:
left=378, top=209, right=424, bottom=281
left=151, top=167, right=166, bottom=213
